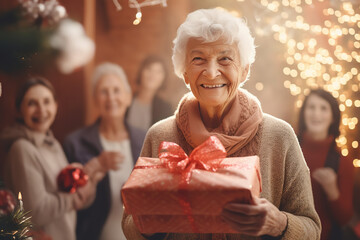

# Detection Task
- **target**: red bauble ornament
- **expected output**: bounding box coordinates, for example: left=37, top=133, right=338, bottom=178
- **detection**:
left=57, top=166, right=88, bottom=193
left=0, top=189, right=16, bottom=216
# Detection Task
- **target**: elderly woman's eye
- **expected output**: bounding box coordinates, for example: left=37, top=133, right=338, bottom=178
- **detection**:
left=192, top=57, right=204, bottom=62
left=219, top=57, right=231, bottom=63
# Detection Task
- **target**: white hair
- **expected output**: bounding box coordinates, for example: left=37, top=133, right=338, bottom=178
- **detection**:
left=92, top=62, right=131, bottom=93
left=172, top=8, right=256, bottom=79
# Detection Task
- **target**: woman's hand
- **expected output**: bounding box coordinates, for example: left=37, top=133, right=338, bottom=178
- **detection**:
left=97, top=151, right=124, bottom=171
left=221, top=197, right=288, bottom=237
left=73, top=179, right=97, bottom=210
left=83, top=151, right=124, bottom=183
left=312, top=167, right=339, bottom=201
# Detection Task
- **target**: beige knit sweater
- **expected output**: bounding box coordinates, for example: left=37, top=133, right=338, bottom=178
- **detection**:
left=1, top=125, right=76, bottom=240
left=122, top=114, right=321, bottom=240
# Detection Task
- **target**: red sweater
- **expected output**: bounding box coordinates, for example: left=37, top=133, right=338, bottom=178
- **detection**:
left=301, top=134, right=354, bottom=240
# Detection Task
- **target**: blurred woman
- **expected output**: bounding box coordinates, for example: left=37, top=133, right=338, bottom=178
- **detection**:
left=126, top=55, right=173, bottom=132
left=298, top=88, right=354, bottom=240
left=63, top=63, right=146, bottom=240
left=1, top=77, right=97, bottom=240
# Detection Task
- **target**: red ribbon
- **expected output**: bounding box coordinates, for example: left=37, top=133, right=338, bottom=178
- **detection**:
left=157, top=136, right=227, bottom=233
left=133, top=136, right=227, bottom=232
left=158, top=135, right=227, bottom=185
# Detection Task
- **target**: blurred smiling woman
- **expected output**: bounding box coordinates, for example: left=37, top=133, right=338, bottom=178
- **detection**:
left=64, top=63, right=145, bottom=240
left=298, top=89, right=354, bottom=240
left=1, top=77, right=96, bottom=240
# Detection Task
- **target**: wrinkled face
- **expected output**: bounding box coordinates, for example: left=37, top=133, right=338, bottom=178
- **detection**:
left=141, top=62, right=166, bottom=91
left=95, top=74, right=131, bottom=119
left=304, top=94, right=333, bottom=138
left=183, top=38, right=248, bottom=111
left=20, top=85, right=58, bottom=133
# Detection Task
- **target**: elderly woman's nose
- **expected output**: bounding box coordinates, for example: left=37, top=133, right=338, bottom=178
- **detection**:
left=203, top=61, right=220, bottom=79
left=105, top=90, right=117, bottom=100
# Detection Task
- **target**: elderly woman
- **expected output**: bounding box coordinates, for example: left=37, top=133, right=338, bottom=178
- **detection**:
left=63, top=63, right=146, bottom=240
left=122, top=8, right=321, bottom=240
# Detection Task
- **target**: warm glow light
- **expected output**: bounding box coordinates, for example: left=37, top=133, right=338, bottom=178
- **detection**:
left=284, top=80, right=291, bottom=88
left=354, top=100, right=360, bottom=107
left=345, top=99, right=352, bottom=107
left=255, top=82, right=264, bottom=91
left=133, top=18, right=141, bottom=25
left=339, top=104, right=346, bottom=111
left=341, top=148, right=349, bottom=156
left=352, top=85, right=359, bottom=92
left=354, top=159, right=360, bottom=168
left=239, top=0, right=360, bottom=168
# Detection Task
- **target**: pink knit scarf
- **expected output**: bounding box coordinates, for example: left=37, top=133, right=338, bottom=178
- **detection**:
left=175, top=89, right=263, bottom=156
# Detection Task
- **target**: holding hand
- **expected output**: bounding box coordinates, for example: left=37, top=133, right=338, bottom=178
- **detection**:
left=97, top=151, right=124, bottom=171
left=73, top=178, right=97, bottom=210
left=221, top=197, right=288, bottom=237
left=312, top=167, right=339, bottom=201
left=83, top=151, right=124, bottom=183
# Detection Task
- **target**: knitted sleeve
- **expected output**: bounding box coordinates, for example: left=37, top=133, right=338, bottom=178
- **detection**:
left=279, top=124, right=322, bottom=240
left=4, top=139, right=74, bottom=226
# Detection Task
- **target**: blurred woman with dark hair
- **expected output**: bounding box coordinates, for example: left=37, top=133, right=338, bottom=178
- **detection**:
left=298, top=88, right=354, bottom=240
left=126, top=55, right=173, bottom=132
left=0, top=77, right=97, bottom=240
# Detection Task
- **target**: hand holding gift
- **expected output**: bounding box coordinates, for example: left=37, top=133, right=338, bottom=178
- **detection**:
left=222, top=197, right=288, bottom=237
left=122, top=136, right=262, bottom=233
left=57, top=163, right=97, bottom=210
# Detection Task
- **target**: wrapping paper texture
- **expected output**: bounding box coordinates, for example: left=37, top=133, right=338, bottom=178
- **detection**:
left=122, top=156, right=261, bottom=233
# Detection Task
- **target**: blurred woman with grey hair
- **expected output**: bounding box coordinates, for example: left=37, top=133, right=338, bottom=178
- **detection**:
left=122, top=8, right=320, bottom=240
left=64, top=62, right=146, bottom=240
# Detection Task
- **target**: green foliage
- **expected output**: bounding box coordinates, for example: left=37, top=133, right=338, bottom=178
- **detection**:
left=0, top=7, right=56, bottom=74
left=0, top=208, right=32, bottom=240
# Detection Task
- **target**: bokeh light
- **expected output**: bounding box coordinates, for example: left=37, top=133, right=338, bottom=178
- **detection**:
left=236, top=0, right=360, bottom=167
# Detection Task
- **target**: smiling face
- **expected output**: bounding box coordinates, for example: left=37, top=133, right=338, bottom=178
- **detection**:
left=304, top=94, right=333, bottom=139
left=183, top=38, right=249, bottom=114
left=94, top=74, right=131, bottom=120
left=20, top=85, right=58, bottom=133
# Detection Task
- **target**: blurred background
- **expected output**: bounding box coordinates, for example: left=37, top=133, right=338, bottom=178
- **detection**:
left=0, top=0, right=359, bottom=167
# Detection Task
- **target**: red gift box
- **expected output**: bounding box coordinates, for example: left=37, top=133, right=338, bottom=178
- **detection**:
left=122, top=136, right=261, bottom=233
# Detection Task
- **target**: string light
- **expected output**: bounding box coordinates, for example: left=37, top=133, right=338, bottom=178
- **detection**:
left=112, top=0, right=167, bottom=25
left=236, top=0, right=360, bottom=167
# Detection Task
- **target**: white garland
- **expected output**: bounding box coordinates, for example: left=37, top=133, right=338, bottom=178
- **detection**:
left=50, top=19, right=95, bottom=74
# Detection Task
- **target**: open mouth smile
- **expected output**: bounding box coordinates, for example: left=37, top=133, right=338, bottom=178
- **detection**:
left=31, top=117, right=49, bottom=124
left=201, top=84, right=226, bottom=89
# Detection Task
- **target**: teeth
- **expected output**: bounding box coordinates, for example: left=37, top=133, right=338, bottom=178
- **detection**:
left=202, top=84, right=225, bottom=88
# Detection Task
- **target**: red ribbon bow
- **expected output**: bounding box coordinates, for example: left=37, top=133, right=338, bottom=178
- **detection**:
left=158, top=136, right=227, bottom=184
